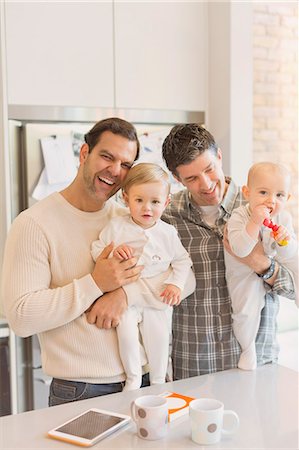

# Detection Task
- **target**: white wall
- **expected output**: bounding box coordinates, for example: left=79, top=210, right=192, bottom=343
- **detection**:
left=207, top=1, right=253, bottom=186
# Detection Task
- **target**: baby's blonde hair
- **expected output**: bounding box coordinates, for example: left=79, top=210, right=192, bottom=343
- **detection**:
left=122, top=163, right=170, bottom=195
left=247, top=162, right=291, bottom=187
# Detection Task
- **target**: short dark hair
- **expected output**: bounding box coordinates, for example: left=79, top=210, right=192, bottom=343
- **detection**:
left=84, top=117, right=140, bottom=160
left=162, top=123, right=218, bottom=175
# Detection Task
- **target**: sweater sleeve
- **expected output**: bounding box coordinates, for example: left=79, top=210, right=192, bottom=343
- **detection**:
left=1, top=215, right=102, bottom=337
left=270, top=264, right=297, bottom=305
left=164, top=229, right=195, bottom=293
left=227, top=208, right=258, bottom=258
left=91, top=223, right=114, bottom=261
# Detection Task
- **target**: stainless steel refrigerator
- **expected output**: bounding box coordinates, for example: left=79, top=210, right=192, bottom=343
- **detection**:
left=4, top=106, right=204, bottom=413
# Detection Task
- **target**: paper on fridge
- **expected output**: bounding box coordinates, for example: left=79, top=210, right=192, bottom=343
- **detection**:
left=32, top=168, right=71, bottom=201
left=41, top=135, right=77, bottom=185
left=138, top=129, right=182, bottom=194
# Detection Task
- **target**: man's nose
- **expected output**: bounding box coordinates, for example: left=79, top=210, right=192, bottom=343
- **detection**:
left=109, top=161, right=121, bottom=176
left=199, top=174, right=211, bottom=190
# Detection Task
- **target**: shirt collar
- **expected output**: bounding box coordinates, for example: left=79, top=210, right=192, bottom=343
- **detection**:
left=220, top=177, right=239, bottom=216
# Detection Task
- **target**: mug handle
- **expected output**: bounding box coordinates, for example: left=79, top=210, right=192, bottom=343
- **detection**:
left=222, top=410, right=240, bottom=436
left=130, top=401, right=137, bottom=423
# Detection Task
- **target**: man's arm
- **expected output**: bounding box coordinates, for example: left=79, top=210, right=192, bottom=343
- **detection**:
left=2, top=216, right=142, bottom=337
left=85, top=288, right=128, bottom=329
left=236, top=241, right=279, bottom=287
left=86, top=265, right=197, bottom=329
left=224, top=231, right=295, bottom=297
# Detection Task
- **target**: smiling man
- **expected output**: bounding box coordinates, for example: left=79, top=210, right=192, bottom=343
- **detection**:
left=161, top=123, right=296, bottom=380
left=2, top=118, right=153, bottom=406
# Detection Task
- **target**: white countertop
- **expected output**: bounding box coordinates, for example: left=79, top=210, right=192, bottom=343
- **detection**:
left=0, top=364, right=298, bottom=449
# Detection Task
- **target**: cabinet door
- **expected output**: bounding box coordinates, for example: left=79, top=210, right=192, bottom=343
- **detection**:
left=5, top=2, right=114, bottom=107
left=114, top=2, right=207, bottom=111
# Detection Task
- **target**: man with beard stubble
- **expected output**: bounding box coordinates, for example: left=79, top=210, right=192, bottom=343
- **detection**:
left=2, top=118, right=151, bottom=406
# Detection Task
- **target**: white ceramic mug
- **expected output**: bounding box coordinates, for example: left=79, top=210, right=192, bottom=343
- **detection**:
left=189, top=398, right=239, bottom=445
left=131, top=395, right=168, bottom=440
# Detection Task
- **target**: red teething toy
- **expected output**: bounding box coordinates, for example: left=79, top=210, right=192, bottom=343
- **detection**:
left=263, top=218, right=288, bottom=246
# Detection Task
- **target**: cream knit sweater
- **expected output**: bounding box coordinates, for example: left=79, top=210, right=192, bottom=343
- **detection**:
left=2, top=192, right=145, bottom=383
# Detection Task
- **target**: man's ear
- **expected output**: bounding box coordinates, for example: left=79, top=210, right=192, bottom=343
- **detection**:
left=173, top=173, right=181, bottom=184
left=164, top=194, right=171, bottom=208
left=79, top=143, right=89, bottom=163
left=216, top=148, right=222, bottom=162
left=242, top=185, right=250, bottom=200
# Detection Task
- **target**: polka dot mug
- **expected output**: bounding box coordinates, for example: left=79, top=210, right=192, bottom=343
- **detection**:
left=130, top=395, right=168, bottom=440
left=189, top=398, right=239, bottom=445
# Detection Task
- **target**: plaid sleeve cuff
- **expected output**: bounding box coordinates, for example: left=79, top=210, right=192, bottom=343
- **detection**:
left=270, top=263, right=296, bottom=300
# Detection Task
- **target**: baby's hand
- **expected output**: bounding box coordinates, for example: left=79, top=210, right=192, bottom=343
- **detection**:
left=272, top=225, right=290, bottom=245
left=251, top=205, right=270, bottom=226
left=113, top=244, right=134, bottom=260
left=160, top=284, right=181, bottom=306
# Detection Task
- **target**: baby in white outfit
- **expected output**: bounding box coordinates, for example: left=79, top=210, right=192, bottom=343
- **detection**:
left=91, top=163, right=196, bottom=389
left=225, top=162, right=297, bottom=370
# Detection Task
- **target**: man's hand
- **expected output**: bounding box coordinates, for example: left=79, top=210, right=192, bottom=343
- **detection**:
left=223, top=225, right=267, bottom=271
left=91, top=243, right=144, bottom=292
left=223, top=225, right=278, bottom=284
left=85, top=288, right=127, bottom=329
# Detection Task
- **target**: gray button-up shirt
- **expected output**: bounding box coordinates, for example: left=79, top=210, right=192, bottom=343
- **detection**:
left=162, top=178, right=295, bottom=379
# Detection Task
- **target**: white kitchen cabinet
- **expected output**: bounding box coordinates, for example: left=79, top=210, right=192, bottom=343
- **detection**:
left=5, top=1, right=114, bottom=107
left=5, top=1, right=206, bottom=112
left=114, top=2, right=207, bottom=111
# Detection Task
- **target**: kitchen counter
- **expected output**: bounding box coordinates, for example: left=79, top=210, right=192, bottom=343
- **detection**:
left=0, top=364, right=298, bottom=449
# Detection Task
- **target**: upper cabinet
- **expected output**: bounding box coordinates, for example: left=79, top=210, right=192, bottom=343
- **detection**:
left=114, top=2, right=207, bottom=112
left=5, top=2, right=114, bottom=107
left=5, top=1, right=207, bottom=111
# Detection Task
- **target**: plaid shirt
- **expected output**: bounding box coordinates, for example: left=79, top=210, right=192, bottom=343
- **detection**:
left=162, top=178, right=295, bottom=379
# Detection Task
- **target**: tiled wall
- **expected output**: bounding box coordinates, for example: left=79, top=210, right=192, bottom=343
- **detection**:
left=253, top=3, right=298, bottom=233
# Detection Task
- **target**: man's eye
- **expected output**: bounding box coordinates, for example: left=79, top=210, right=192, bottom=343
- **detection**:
left=121, top=163, right=132, bottom=170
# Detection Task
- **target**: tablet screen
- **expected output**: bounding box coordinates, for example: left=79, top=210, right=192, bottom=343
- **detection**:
left=56, top=410, right=124, bottom=440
